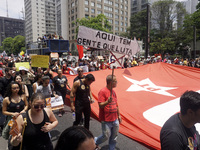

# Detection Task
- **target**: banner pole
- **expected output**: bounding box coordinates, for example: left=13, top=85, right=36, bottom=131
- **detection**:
left=110, top=67, right=114, bottom=98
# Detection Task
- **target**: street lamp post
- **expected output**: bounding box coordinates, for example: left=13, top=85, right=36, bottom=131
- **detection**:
left=145, top=3, right=150, bottom=59
left=193, top=25, right=196, bottom=59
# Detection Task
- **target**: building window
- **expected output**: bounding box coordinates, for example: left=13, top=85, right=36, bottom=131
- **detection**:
left=115, top=3, right=119, bottom=7
left=71, top=16, right=74, bottom=21
left=121, top=10, right=123, bottom=15
left=115, top=26, right=119, bottom=31
left=91, top=9, right=95, bottom=13
left=85, top=0, right=88, bottom=5
left=85, top=14, right=89, bottom=18
left=85, top=7, right=89, bottom=12
left=121, top=22, right=124, bottom=26
left=115, top=15, right=119, bottom=19
left=91, top=2, right=95, bottom=7
left=115, top=21, right=119, bottom=25
left=71, top=2, right=75, bottom=7
left=108, top=19, right=113, bottom=23
left=121, top=5, right=123, bottom=9
left=97, top=4, right=101, bottom=8
left=125, top=17, right=128, bottom=21
left=97, top=10, right=102, bottom=14
left=115, top=9, right=119, bottom=13
left=121, top=16, right=124, bottom=20
left=120, top=27, right=123, bottom=32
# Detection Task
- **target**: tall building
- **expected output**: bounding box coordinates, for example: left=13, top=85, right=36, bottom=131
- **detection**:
left=0, top=16, right=25, bottom=46
left=24, top=0, right=131, bottom=51
left=67, top=0, right=131, bottom=50
left=55, top=0, right=68, bottom=40
left=131, top=0, right=199, bottom=15
left=24, top=0, right=56, bottom=44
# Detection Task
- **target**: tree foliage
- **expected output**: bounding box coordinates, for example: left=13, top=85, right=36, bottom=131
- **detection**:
left=128, top=10, right=147, bottom=40
left=151, top=0, right=186, bottom=38
left=150, top=37, right=175, bottom=55
left=75, top=14, right=112, bottom=35
left=150, top=0, right=187, bottom=56
left=2, top=35, right=25, bottom=55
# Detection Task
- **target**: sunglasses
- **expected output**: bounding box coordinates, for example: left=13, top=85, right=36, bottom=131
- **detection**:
left=78, top=70, right=83, bottom=72
left=33, top=104, right=45, bottom=109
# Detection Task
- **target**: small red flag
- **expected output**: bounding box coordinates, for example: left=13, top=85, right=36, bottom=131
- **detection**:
left=77, top=45, right=84, bottom=59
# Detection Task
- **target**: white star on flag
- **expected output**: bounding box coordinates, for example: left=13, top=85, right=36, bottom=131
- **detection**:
left=123, top=76, right=177, bottom=97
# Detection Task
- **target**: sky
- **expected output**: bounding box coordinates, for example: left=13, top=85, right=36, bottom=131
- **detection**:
left=0, top=0, right=189, bottom=20
left=0, top=0, right=24, bottom=19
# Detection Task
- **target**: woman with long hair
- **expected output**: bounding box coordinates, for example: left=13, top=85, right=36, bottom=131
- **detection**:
left=2, top=81, right=28, bottom=139
left=14, top=74, right=29, bottom=99
left=33, top=73, right=43, bottom=94
left=10, top=93, right=58, bottom=150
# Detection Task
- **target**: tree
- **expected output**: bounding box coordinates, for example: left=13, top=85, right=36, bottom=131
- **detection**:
left=2, top=37, right=13, bottom=54
left=129, top=10, right=147, bottom=40
left=75, top=14, right=112, bottom=35
left=73, top=14, right=112, bottom=53
left=2, top=35, right=25, bottom=55
left=151, top=0, right=187, bottom=38
left=150, top=37, right=175, bottom=56
left=12, top=35, right=25, bottom=54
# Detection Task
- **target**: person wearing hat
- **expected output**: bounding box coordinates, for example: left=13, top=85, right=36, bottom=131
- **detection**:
left=19, top=66, right=35, bottom=100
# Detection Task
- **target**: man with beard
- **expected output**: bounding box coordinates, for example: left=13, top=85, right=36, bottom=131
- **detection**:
left=53, top=69, right=71, bottom=117
left=70, top=74, right=95, bottom=130
left=73, top=68, right=85, bottom=83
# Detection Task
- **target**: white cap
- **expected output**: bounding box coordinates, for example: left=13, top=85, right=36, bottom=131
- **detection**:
left=19, top=66, right=29, bottom=72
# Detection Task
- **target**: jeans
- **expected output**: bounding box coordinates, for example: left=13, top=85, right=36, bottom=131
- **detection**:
left=95, top=119, right=119, bottom=150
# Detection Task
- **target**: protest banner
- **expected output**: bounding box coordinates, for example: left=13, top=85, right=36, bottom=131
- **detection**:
left=15, top=62, right=30, bottom=71
left=109, top=52, right=125, bottom=68
left=45, top=96, right=64, bottom=110
left=77, top=26, right=141, bottom=56
left=31, top=55, right=49, bottom=68
left=29, top=54, right=37, bottom=58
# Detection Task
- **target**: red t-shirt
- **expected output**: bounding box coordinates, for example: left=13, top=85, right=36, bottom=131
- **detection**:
left=98, top=87, right=118, bottom=122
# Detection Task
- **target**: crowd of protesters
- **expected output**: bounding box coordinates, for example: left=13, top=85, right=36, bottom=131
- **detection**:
left=0, top=53, right=200, bottom=150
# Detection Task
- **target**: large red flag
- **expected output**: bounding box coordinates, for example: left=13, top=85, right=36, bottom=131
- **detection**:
left=76, top=45, right=83, bottom=59
left=65, top=63, right=200, bottom=149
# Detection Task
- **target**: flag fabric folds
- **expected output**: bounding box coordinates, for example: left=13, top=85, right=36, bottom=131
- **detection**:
left=65, top=62, right=200, bottom=149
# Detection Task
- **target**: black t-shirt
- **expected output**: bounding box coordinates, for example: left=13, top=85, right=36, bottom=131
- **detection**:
left=0, top=76, right=13, bottom=97
left=160, top=113, right=200, bottom=150
left=53, top=75, right=67, bottom=93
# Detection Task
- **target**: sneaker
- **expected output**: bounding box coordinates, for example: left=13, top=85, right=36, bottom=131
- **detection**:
left=58, top=113, right=62, bottom=117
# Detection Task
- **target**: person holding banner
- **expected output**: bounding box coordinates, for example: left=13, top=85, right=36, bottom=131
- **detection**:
left=10, top=93, right=58, bottom=150
left=95, top=75, right=122, bottom=150
left=70, top=74, right=95, bottom=130
left=53, top=69, right=71, bottom=117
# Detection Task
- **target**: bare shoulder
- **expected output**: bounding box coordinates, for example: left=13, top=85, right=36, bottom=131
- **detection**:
left=3, top=97, right=9, bottom=103
left=44, top=108, right=53, bottom=116
left=73, top=80, right=80, bottom=87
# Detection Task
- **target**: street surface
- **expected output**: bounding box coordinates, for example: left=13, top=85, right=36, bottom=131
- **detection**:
left=0, top=105, right=150, bottom=150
